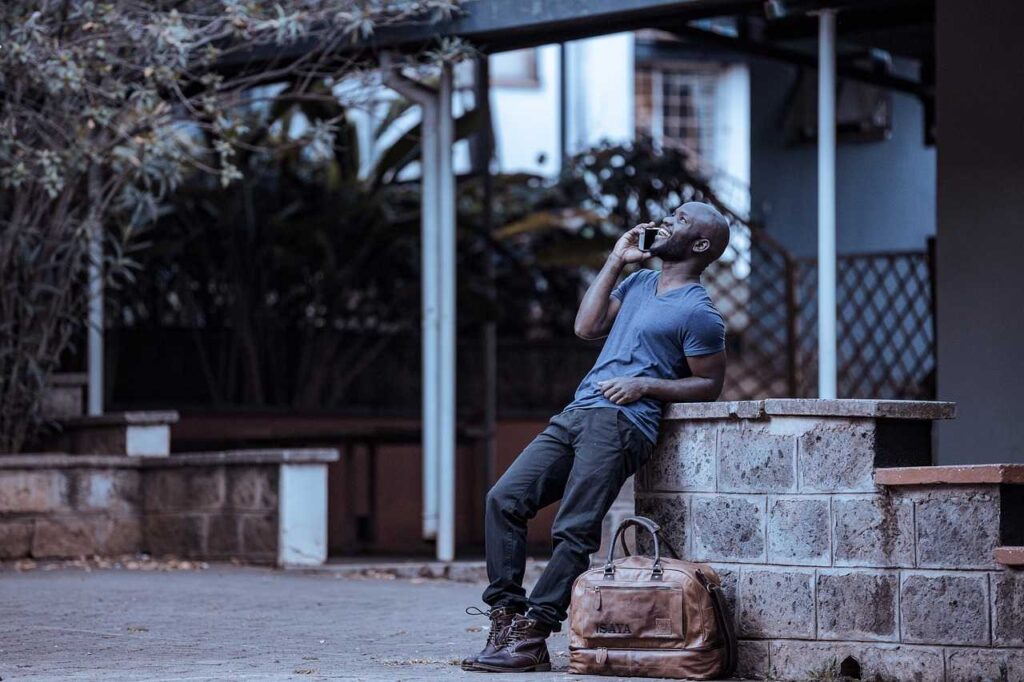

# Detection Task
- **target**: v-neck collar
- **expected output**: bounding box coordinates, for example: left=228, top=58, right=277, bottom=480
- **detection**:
left=653, top=274, right=701, bottom=298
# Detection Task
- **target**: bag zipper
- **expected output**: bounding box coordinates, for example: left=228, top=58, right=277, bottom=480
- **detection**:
left=592, top=584, right=673, bottom=611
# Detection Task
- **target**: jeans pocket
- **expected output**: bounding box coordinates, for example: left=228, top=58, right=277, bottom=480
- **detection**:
left=614, top=411, right=649, bottom=476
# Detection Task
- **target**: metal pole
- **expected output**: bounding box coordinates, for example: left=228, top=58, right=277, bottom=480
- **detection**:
left=817, top=9, right=838, bottom=399
left=437, top=63, right=457, bottom=562
left=473, top=56, right=498, bottom=494
left=559, top=42, right=568, bottom=165
left=422, top=100, right=441, bottom=542
left=379, top=55, right=440, bottom=540
left=87, top=165, right=104, bottom=416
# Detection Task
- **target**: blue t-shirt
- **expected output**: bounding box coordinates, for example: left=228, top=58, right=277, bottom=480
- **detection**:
left=563, top=269, right=726, bottom=444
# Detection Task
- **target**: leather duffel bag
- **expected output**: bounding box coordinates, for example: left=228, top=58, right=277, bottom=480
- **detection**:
left=568, top=516, right=737, bottom=680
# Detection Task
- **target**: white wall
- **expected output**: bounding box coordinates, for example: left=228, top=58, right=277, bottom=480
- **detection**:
left=489, top=44, right=562, bottom=175
left=489, top=33, right=635, bottom=176
left=566, top=33, right=635, bottom=153
left=710, top=64, right=751, bottom=217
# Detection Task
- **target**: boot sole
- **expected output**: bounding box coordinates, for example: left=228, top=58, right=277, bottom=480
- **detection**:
left=470, top=662, right=552, bottom=673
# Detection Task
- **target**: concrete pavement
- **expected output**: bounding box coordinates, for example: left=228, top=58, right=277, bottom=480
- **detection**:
left=0, top=565, right=708, bottom=681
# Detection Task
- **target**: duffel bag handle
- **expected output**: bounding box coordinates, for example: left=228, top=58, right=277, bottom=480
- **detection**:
left=604, top=515, right=665, bottom=580
left=618, top=523, right=680, bottom=561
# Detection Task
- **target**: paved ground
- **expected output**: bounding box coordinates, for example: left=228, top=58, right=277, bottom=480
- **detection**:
left=0, top=565, right=696, bottom=682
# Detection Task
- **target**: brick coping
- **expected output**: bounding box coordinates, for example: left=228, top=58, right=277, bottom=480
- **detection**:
left=60, top=410, right=180, bottom=427
left=0, top=449, right=339, bottom=469
left=995, top=546, right=1024, bottom=567
left=875, top=463, right=1024, bottom=485
left=662, top=398, right=956, bottom=421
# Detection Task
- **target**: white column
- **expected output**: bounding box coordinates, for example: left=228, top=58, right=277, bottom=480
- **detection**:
left=817, top=9, right=838, bottom=399
left=421, top=99, right=441, bottom=542
left=379, top=56, right=441, bottom=541
left=87, top=166, right=104, bottom=416
left=437, top=63, right=457, bottom=562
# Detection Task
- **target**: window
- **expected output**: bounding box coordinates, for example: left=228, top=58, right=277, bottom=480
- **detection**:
left=635, top=63, right=720, bottom=160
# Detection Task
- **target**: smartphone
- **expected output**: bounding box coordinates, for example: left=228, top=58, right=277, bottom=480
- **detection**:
left=638, top=227, right=660, bottom=252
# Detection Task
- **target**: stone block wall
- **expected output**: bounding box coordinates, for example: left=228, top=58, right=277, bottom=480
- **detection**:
left=0, top=450, right=335, bottom=566
left=0, top=466, right=143, bottom=558
left=636, top=399, right=1024, bottom=682
left=142, top=463, right=279, bottom=562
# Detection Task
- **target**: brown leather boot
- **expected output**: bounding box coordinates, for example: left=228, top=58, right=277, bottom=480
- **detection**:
left=472, top=614, right=552, bottom=673
left=461, top=606, right=520, bottom=671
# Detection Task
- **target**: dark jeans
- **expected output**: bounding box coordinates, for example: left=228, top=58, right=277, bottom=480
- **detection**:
left=481, top=407, right=653, bottom=628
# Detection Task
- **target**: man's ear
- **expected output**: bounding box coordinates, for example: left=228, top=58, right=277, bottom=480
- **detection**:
left=692, top=238, right=711, bottom=254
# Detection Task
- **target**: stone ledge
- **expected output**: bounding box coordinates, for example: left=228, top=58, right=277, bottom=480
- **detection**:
left=875, top=464, right=1024, bottom=486
left=662, top=400, right=765, bottom=420
left=60, top=410, right=180, bottom=427
left=662, top=399, right=955, bottom=421
left=0, top=450, right=339, bottom=469
left=995, top=546, right=1024, bottom=567
left=145, top=450, right=339, bottom=468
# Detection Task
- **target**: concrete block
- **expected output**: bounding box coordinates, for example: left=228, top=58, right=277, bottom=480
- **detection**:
left=0, top=471, right=68, bottom=513
left=240, top=513, right=277, bottom=558
left=946, top=647, right=1024, bottom=682
left=206, top=514, right=242, bottom=556
left=993, top=570, right=1024, bottom=647
left=31, top=516, right=95, bottom=557
left=832, top=495, right=914, bottom=567
left=769, top=641, right=944, bottom=682
left=913, top=488, right=1001, bottom=569
left=227, top=467, right=278, bottom=511
left=97, top=516, right=143, bottom=555
left=691, top=494, right=765, bottom=562
left=900, top=572, right=990, bottom=645
left=187, top=469, right=226, bottom=510
left=709, top=563, right=739, bottom=627
left=635, top=494, right=689, bottom=560
left=0, top=520, right=34, bottom=558
left=767, top=496, right=830, bottom=566
left=71, top=469, right=140, bottom=513
left=738, top=567, right=815, bottom=638
left=143, top=469, right=188, bottom=512
left=797, top=420, right=876, bottom=492
left=735, top=640, right=770, bottom=680
left=144, top=513, right=206, bottom=557
left=278, top=463, right=327, bottom=566
left=816, top=569, right=899, bottom=641
left=717, top=422, right=796, bottom=493
left=641, top=421, right=716, bottom=492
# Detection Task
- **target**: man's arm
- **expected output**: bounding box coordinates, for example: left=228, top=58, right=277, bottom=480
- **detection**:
left=597, top=351, right=726, bottom=404
left=574, top=223, right=651, bottom=340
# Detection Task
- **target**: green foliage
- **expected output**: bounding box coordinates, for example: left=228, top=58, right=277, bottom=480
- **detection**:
left=0, top=0, right=460, bottom=451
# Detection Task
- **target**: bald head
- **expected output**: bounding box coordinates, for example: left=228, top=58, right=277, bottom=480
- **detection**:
left=689, top=202, right=731, bottom=266
left=649, top=201, right=731, bottom=268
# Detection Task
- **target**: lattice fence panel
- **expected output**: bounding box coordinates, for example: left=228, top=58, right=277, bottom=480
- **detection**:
left=706, top=223, right=796, bottom=400
left=792, top=251, right=936, bottom=399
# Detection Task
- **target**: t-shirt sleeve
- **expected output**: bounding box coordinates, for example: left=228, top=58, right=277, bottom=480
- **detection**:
left=611, top=270, right=645, bottom=300
left=682, top=305, right=726, bottom=357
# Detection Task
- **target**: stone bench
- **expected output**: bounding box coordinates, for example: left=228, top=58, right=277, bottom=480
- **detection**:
left=636, top=398, right=1024, bottom=681
left=0, top=449, right=338, bottom=566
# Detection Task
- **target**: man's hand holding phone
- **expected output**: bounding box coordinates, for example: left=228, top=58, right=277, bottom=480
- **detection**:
left=611, top=223, right=655, bottom=265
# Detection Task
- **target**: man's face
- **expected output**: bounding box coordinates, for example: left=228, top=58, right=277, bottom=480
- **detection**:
left=649, top=203, right=701, bottom=262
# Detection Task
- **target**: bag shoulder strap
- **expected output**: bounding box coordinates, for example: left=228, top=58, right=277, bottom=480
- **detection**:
left=705, top=577, right=738, bottom=678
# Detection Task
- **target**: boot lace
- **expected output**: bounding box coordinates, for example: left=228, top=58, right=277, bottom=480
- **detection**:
left=465, top=607, right=511, bottom=646
left=502, top=618, right=535, bottom=646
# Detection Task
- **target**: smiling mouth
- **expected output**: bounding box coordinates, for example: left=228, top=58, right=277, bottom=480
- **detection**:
left=657, top=227, right=671, bottom=238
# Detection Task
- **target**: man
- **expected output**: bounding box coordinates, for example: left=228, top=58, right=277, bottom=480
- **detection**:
left=463, top=201, right=730, bottom=673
